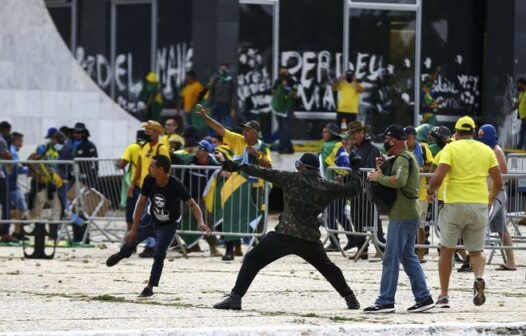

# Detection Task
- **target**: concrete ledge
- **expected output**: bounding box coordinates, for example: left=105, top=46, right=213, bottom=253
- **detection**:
left=2, top=322, right=526, bottom=336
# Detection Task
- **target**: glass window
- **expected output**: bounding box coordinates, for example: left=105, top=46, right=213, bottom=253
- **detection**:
left=76, top=0, right=112, bottom=96
left=48, top=6, right=71, bottom=49
left=350, top=0, right=417, bottom=4
left=115, top=3, right=152, bottom=115
left=238, top=3, right=274, bottom=136
left=348, top=9, right=416, bottom=134
left=280, top=0, right=343, bottom=140
left=421, top=0, right=484, bottom=119
left=157, top=0, right=193, bottom=108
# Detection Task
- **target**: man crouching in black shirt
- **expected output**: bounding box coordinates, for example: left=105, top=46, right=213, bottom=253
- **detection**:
left=106, top=155, right=211, bottom=297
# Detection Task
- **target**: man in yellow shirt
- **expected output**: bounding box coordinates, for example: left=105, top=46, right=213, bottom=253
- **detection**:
left=332, top=70, right=364, bottom=127
left=118, top=130, right=149, bottom=233
left=514, top=78, right=526, bottom=149
left=428, top=116, right=502, bottom=309
left=196, top=104, right=271, bottom=260
left=179, top=71, right=204, bottom=127
left=160, top=118, right=185, bottom=152
left=128, top=120, right=171, bottom=258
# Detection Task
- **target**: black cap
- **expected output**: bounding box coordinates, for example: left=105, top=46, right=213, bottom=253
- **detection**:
left=298, top=153, right=320, bottom=170
left=326, top=122, right=340, bottom=137
left=403, top=126, right=416, bottom=136
left=242, top=120, right=261, bottom=133
left=383, top=124, right=407, bottom=140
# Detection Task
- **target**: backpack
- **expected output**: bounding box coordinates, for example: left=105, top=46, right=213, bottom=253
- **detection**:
left=365, top=153, right=417, bottom=215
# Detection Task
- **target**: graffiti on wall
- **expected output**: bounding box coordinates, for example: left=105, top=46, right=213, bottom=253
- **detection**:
left=237, top=45, right=272, bottom=115
left=276, top=50, right=481, bottom=117
left=75, top=43, right=193, bottom=116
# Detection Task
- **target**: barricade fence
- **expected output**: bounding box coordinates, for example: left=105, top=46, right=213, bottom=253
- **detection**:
left=325, top=166, right=526, bottom=262
left=171, top=165, right=269, bottom=249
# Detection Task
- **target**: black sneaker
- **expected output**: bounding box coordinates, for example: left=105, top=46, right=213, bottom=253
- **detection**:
left=139, top=247, right=155, bottom=258
left=213, top=293, right=242, bottom=310
left=222, top=252, right=234, bottom=261
left=407, top=296, right=435, bottom=313
left=436, top=295, right=450, bottom=308
left=473, top=278, right=486, bottom=306
left=363, top=303, right=395, bottom=313
left=106, top=253, right=124, bottom=267
left=457, top=260, right=472, bottom=272
left=138, top=287, right=154, bottom=298
left=345, top=292, right=360, bottom=309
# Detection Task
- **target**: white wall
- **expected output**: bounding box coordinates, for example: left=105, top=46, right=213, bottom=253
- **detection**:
left=0, top=0, right=139, bottom=158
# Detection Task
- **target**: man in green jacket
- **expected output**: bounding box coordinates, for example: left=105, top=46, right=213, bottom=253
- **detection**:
left=364, top=125, right=434, bottom=314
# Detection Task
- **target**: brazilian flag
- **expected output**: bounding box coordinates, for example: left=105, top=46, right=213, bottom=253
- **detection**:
left=220, top=172, right=261, bottom=242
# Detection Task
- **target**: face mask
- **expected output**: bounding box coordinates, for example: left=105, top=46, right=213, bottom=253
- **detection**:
left=383, top=140, right=393, bottom=153
left=54, top=143, right=64, bottom=151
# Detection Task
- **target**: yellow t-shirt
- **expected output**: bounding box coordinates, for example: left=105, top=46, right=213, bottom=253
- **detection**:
left=418, top=143, right=433, bottom=201
left=519, top=91, right=526, bottom=119
left=180, top=81, right=204, bottom=112
left=223, top=129, right=272, bottom=164
left=335, top=81, right=361, bottom=114
left=438, top=139, right=498, bottom=204
left=138, top=142, right=170, bottom=188
left=160, top=133, right=186, bottom=148
left=432, top=150, right=446, bottom=201
left=121, top=143, right=141, bottom=186
left=223, top=130, right=272, bottom=188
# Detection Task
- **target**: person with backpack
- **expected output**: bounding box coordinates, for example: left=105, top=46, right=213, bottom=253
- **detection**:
left=364, top=125, right=434, bottom=313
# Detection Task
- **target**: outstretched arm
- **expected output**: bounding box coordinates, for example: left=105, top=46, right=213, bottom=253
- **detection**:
left=221, top=160, right=291, bottom=187
left=195, top=104, right=225, bottom=136
left=185, top=198, right=211, bottom=236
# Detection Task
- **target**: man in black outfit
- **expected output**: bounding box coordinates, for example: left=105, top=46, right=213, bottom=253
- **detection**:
left=213, top=153, right=362, bottom=310
left=106, top=155, right=211, bottom=297
left=346, top=121, right=385, bottom=257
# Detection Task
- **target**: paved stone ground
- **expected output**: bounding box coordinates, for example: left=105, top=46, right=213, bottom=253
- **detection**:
left=0, top=217, right=525, bottom=334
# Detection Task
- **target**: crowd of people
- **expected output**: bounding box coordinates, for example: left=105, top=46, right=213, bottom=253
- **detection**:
left=0, top=68, right=522, bottom=312
left=0, top=121, right=98, bottom=243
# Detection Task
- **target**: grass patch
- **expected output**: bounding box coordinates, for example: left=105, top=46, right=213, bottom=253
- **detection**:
left=91, top=294, right=126, bottom=302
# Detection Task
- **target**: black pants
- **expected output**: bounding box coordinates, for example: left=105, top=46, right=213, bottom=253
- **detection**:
left=232, top=231, right=352, bottom=297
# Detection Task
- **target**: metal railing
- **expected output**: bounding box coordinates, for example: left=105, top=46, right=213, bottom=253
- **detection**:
left=324, top=166, right=526, bottom=264
left=172, top=165, right=269, bottom=250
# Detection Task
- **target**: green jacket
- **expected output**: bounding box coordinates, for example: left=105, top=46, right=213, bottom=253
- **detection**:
left=377, top=151, right=420, bottom=220
left=239, top=165, right=362, bottom=241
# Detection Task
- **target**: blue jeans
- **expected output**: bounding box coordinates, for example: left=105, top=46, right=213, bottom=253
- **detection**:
left=376, top=218, right=431, bottom=305
left=119, top=218, right=177, bottom=287
left=278, top=116, right=294, bottom=152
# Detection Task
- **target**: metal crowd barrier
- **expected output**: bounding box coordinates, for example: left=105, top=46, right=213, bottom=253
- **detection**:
left=171, top=165, right=269, bottom=251
left=0, top=159, right=83, bottom=258
left=324, top=166, right=382, bottom=261
left=324, top=166, right=526, bottom=264
left=74, top=158, right=125, bottom=243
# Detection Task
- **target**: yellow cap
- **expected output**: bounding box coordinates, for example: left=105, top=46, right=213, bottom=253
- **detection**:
left=454, top=115, right=476, bottom=131
left=146, top=72, right=158, bottom=83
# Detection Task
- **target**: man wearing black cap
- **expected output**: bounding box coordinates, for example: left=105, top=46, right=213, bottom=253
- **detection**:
left=364, top=125, right=434, bottom=313
left=213, top=153, right=362, bottom=310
